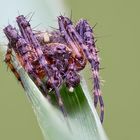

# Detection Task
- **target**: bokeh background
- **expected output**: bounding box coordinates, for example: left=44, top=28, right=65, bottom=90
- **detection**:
left=0, top=0, right=140, bottom=140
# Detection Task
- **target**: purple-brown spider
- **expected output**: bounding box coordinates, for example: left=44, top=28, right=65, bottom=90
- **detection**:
left=3, top=14, right=104, bottom=123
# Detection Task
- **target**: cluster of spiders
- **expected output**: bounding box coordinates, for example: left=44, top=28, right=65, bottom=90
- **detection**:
left=3, top=14, right=104, bottom=123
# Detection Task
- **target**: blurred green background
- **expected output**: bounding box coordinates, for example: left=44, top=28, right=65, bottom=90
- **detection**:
left=0, top=0, right=140, bottom=140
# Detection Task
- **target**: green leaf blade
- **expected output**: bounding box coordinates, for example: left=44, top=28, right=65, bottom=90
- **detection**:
left=17, top=65, right=108, bottom=140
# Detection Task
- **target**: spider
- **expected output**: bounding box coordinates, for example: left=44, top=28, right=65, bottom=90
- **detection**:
left=3, top=14, right=104, bottom=123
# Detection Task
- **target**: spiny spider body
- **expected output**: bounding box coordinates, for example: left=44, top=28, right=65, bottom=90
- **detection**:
left=3, top=15, right=104, bottom=123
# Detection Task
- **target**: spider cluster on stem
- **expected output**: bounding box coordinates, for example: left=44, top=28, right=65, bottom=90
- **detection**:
left=3, top=14, right=104, bottom=123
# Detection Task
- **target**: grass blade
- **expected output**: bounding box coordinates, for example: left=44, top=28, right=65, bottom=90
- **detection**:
left=10, top=56, right=108, bottom=140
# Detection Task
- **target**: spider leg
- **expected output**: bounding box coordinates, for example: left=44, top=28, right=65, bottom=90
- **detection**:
left=3, top=25, right=49, bottom=98
left=65, top=62, right=80, bottom=90
left=75, top=19, right=104, bottom=122
left=53, top=83, right=66, bottom=116
left=48, top=65, right=66, bottom=116
left=4, top=43, right=24, bottom=88
left=58, top=16, right=86, bottom=71
left=16, top=15, right=54, bottom=93
left=16, top=37, right=49, bottom=97
left=16, top=16, right=66, bottom=115
left=58, top=16, right=104, bottom=123
left=66, top=69, right=80, bottom=91
left=16, top=15, right=51, bottom=79
left=75, top=19, right=100, bottom=105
